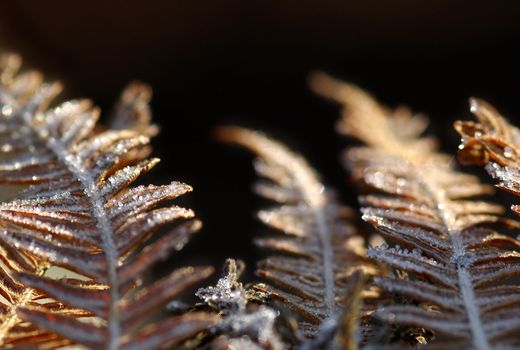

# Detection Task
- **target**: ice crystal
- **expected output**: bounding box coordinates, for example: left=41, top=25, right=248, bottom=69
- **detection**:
left=196, top=259, right=248, bottom=313
left=196, top=259, right=284, bottom=349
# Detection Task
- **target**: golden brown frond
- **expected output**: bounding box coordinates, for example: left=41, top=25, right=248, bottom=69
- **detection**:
left=219, top=126, right=375, bottom=340
left=314, top=73, right=520, bottom=349
left=1, top=53, right=217, bottom=349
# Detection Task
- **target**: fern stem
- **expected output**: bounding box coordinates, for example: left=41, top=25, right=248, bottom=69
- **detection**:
left=294, top=165, right=336, bottom=317
left=421, top=169, right=490, bottom=350
left=314, top=202, right=336, bottom=317
left=456, top=260, right=489, bottom=350
left=25, top=113, right=121, bottom=350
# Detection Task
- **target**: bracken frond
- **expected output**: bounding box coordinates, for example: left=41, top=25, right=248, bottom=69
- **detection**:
left=0, top=53, right=217, bottom=349
left=219, top=127, right=376, bottom=339
left=312, top=72, right=520, bottom=350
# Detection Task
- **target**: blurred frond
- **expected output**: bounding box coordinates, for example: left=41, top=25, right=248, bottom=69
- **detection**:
left=219, top=127, right=376, bottom=340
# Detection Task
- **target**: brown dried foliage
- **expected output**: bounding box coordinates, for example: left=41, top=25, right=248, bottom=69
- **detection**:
left=0, top=54, right=217, bottom=350
left=312, top=72, right=520, bottom=349
left=219, top=127, right=375, bottom=340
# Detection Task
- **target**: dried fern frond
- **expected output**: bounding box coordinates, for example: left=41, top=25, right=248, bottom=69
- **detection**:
left=455, top=99, right=520, bottom=218
left=1, top=53, right=217, bottom=349
left=312, top=72, right=520, bottom=349
left=219, top=127, right=375, bottom=339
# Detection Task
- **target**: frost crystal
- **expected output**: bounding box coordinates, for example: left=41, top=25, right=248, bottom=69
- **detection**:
left=196, top=259, right=284, bottom=349
left=219, top=306, right=279, bottom=345
left=196, top=259, right=247, bottom=313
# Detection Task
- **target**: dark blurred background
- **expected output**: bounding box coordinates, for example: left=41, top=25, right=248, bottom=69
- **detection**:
left=2, top=1, right=520, bottom=277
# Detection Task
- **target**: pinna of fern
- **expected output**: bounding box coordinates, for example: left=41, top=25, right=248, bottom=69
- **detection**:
left=312, top=72, right=520, bottom=349
left=219, top=126, right=376, bottom=346
left=0, top=53, right=218, bottom=349
left=455, top=99, right=520, bottom=223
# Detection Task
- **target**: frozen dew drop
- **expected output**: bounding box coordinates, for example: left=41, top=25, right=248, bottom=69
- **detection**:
left=1, top=144, right=13, bottom=152
left=503, top=146, right=513, bottom=159
left=1, top=104, right=13, bottom=117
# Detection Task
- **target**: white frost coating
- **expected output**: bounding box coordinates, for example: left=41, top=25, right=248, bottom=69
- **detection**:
left=219, top=306, right=279, bottom=345
left=49, top=140, right=121, bottom=350
left=368, top=246, right=456, bottom=285
left=196, top=270, right=246, bottom=312
left=24, top=108, right=122, bottom=350
left=196, top=261, right=282, bottom=348
left=374, top=277, right=462, bottom=311
left=485, top=162, right=520, bottom=192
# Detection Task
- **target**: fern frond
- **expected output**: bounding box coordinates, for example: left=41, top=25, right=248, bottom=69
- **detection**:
left=219, top=127, right=375, bottom=338
left=455, top=99, right=520, bottom=218
left=1, top=54, right=217, bottom=349
left=312, top=72, right=520, bottom=349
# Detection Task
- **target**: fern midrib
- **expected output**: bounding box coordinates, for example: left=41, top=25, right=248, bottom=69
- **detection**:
left=293, top=163, right=336, bottom=318
left=25, top=114, right=121, bottom=350
left=0, top=263, right=47, bottom=345
left=418, top=167, right=490, bottom=350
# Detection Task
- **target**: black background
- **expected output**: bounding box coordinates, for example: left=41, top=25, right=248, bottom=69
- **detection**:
left=2, top=1, right=520, bottom=278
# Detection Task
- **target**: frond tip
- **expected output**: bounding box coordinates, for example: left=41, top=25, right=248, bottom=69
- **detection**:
left=219, top=126, right=374, bottom=338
